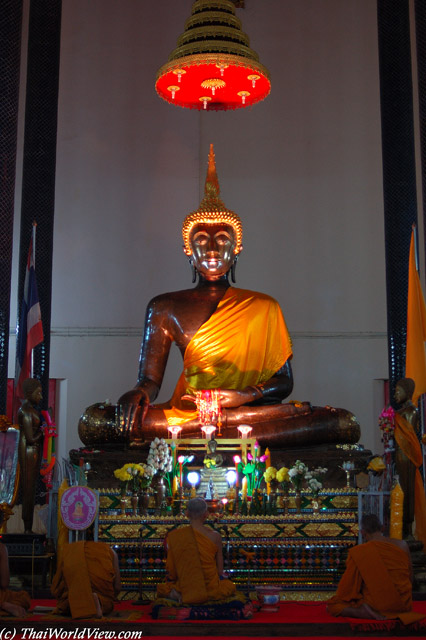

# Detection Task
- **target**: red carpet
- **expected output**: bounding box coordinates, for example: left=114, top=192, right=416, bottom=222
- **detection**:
left=2, top=599, right=426, bottom=637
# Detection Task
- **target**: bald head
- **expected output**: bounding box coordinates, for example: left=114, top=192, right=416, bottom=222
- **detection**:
left=361, top=513, right=382, bottom=535
left=186, top=498, right=208, bottom=521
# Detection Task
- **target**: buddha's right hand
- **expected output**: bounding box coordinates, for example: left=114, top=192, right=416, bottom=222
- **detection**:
left=117, top=388, right=150, bottom=431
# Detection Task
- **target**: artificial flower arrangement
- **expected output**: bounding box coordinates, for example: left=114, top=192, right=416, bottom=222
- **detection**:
left=146, top=438, right=173, bottom=477
left=288, top=459, right=308, bottom=491
left=305, top=466, right=327, bottom=497
left=367, top=456, right=386, bottom=474
left=263, top=466, right=277, bottom=484
left=379, top=406, right=395, bottom=452
left=164, top=449, right=194, bottom=496
left=114, top=462, right=154, bottom=496
left=276, top=466, right=290, bottom=492
left=237, top=442, right=268, bottom=497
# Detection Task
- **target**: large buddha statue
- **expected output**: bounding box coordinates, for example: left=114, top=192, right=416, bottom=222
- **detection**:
left=79, top=145, right=360, bottom=449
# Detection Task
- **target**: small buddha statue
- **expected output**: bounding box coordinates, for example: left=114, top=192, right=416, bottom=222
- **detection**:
left=18, top=378, right=43, bottom=533
left=203, top=439, right=223, bottom=468
left=79, top=145, right=360, bottom=450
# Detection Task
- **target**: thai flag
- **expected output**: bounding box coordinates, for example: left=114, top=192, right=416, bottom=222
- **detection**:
left=14, top=231, right=44, bottom=407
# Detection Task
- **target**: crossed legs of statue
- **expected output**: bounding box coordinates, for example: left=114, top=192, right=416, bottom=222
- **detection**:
left=129, top=403, right=360, bottom=448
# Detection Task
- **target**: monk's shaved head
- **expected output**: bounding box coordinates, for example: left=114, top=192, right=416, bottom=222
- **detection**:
left=361, top=514, right=382, bottom=534
left=187, top=498, right=208, bottom=520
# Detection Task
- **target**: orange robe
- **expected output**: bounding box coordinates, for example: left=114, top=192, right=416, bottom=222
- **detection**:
left=157, top=525, right=236, bottom=604
left=394, top=413, right=426, bottom=549
left=163, top=287, right=293, bottom=426
left=51, top=541, right=116, bottom=618
left=327, top=540, right=424, bottom=624
left=0, top=588, right=31, bottom=615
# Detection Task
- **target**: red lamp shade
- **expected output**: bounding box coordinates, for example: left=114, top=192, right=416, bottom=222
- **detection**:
left=155, top=0, right=271, bottom=111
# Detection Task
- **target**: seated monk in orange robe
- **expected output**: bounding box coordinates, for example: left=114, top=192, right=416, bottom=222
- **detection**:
left=327, top=514, right=424, bottom=624
left=0, top=536, right=30, bottom=617
left=157, top=498, right=236, bottom=604
left=51, top=541, right=121, bottom=618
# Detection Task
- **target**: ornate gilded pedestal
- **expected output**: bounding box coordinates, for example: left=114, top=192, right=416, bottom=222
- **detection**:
left=97, top=488, right=358, bottom=597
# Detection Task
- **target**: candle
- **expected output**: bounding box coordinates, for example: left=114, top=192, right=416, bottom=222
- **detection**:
left=178, top=455, right=185, bottom=487
left=233, top=455, right=241, bottom=487
left=172, top=475, right=179, bottom=496
left=242, top=476, right=248, bottom=499
left=265, top=447, right=271, bottom=495
left=187, top=471, right=199, bottom=498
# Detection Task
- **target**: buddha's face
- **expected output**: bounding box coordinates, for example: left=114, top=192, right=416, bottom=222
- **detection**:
left=29, top=385, right=42, bottom=406
left=189, top=223, right=237, bottom=280
left=394, top=384, right=406, bottom=404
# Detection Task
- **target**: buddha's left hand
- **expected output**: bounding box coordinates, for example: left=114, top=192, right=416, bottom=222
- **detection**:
left=219, top=389, right=258, bottom=407
left=181, top=388, right=253, bottom=408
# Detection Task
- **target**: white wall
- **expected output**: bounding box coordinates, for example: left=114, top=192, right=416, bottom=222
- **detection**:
left=9, top=0, right=387, bottom=459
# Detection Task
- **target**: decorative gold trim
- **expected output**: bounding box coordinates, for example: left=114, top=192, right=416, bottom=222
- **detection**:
left=169, top=40, right=259, bottom=63
left=156, top=53, right=270, bottom=83
left=177, top=26, right=250, bottom=49
left=185, top=12, right=242, bottom=32
left=193, top=0, right=237, bottom=14
left=200, top=78, right=226, bottom=91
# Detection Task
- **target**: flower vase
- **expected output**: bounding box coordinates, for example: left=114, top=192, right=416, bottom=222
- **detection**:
left=120, top=496, right=127, bottom=516
left=155, top=475, right=166, bottom=510
left=311, top=495, right=320, bottom=514
left=345, top=470, right=351, bottom=488
left=295, top=490, right=302, bottom=514
left=282, top=490, right=289, bottom=516
left=269, top=480, right=278, bottom=508
left=138, top=490, right=150, bottom=516
left=131, top=493, right=138, bottom=517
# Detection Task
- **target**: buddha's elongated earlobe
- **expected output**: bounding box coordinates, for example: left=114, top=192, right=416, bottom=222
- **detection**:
left=189, top=257, right=197, bottom=283
left=231, top=255, right=238, bottom=283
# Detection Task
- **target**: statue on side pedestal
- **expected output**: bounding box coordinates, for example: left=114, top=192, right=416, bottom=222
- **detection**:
left=79, top=145, right=360, bottom=450
left=18, top=378, right=43, bottom=533
left=393, top=378, right=426, bottom=546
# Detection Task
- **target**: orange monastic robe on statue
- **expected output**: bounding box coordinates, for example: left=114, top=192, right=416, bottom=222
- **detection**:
left=51, top=541, right=116, bottom=618
left=327, top=540, right=424, bottom=624
left=394, top=413, right=426, bottom=549
left=163, top=287, right=293, bottom=426
left=157, top=526, right=236, bottom=604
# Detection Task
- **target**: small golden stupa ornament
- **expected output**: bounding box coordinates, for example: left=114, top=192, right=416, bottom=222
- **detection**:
left=182, top=143, right=243, bottom=254
left=156, top=0, right=271, bottom=111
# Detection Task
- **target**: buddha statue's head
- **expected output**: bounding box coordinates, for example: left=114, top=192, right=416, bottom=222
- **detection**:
left=22, top=378, right=42, bottom=405
left=182, top=145, right=243, bottom=281
left=394, top=377, right=415, bottom=404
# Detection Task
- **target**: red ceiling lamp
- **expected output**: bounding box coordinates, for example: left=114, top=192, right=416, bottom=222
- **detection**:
left=155, top=0, right=271, bottom=111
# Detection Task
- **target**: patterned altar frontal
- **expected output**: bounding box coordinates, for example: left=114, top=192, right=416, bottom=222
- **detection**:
left=97, top=488, right=358, bottom=595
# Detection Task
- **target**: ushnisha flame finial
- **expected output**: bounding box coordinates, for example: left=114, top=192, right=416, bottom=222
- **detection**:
left=182, top=144, right=243, bottom=256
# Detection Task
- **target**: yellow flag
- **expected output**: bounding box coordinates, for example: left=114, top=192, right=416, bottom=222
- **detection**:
left=406, top=228, right=426, bottom=405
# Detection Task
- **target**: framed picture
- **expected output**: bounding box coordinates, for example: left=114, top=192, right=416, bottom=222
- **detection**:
left=0, top=424, right=20, bottom=506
